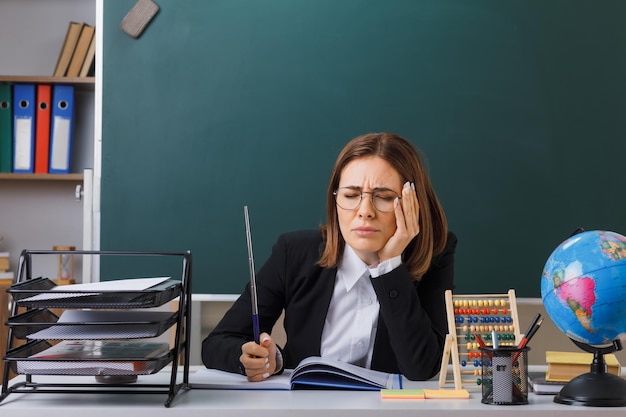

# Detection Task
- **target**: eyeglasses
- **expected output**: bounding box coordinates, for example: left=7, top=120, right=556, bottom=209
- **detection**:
left=333, top=188, right=401, bottom=213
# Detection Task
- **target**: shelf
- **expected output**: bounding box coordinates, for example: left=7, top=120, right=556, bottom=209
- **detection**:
left=0, top=173, right=84, bottom=181
left=0, top=76, right=95, bottom=91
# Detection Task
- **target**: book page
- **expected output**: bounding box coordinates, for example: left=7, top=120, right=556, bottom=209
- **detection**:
left=190, top=367, right=292, bottom=390
left=292, top=356, right=401, bottom=389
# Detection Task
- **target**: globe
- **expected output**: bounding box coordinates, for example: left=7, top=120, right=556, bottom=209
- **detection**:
left=541, top=230, right=626, bottom=346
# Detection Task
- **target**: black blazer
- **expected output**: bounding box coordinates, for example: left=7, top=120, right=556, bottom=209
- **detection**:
left=202, top=229, right=457, bottom=380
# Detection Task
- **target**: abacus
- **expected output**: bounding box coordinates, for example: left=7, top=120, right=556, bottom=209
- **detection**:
left=438, top=289, right=521, bottom=389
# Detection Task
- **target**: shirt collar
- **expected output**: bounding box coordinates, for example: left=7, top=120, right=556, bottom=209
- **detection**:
left=337, top=244, right=370, bottom=292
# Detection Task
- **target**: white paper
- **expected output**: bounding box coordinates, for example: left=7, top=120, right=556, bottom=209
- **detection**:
left=191, top=367, right=293, bottom=390
left=21, top=277, right=171, bottom=302
left=28, top=310, right=175, bottom=339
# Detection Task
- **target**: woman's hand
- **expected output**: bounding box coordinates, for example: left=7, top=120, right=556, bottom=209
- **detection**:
left=378, top=181, right=420, bottom=262
left=239, top=332, right=278, bottom=381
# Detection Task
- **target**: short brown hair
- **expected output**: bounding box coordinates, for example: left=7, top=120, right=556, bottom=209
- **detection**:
left=318, top=132, right=448, bottom=280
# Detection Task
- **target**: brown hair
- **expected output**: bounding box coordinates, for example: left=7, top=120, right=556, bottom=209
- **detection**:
left=318, top=132, right=448, bottom=280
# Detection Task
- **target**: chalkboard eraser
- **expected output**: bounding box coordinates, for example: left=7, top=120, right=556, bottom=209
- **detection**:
left=120, top=0, right=160, bottom=39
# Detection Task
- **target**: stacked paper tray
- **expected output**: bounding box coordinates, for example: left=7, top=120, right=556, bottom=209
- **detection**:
left=7, top=309, right=179, bottom=340
left=5, top=340, right=174, bottom=376
left=8, top=277, right=182, bottom=308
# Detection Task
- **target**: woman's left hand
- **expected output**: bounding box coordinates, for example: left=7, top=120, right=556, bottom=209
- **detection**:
left=378, top=181, right=420, bottom=262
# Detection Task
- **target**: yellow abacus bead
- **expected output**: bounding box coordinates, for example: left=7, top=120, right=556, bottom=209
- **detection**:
left=478, top=300, right=484, bottom=307
left=488, top=299, right=494, bottom=306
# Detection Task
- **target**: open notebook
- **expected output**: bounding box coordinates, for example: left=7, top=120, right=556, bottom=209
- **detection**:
left=192, top=356, right=402, bottom=390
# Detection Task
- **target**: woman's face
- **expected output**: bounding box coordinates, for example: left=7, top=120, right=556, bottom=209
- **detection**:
left=336, top=156, right=404, bottom=265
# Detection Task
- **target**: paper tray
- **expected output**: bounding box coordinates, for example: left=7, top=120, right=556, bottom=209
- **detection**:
left=8, top=277, right=182, bottom=308
left=6, top=340, right=174, bottom=376
left=5, top=308, right=60, bottom=339
left=7, top=309, right=179, bottom=340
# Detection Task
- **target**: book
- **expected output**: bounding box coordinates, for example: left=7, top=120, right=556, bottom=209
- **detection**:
left=79, top=31, right=96, bottom=77
left=546, top=350, right=621, bottom=382
left=528, top=371, right=565, bottom=395
left=66, top=24, right=95, bottom=77
left=192, top=356, right=402, bottom=391
left=17, top=340, right=170, bottom=374
left=380, top=388, right=470, bottom=399
left=53, top=22, right=85, bottom=77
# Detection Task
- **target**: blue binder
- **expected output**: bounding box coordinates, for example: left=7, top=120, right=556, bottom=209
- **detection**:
left=49, top=85, right=75, bottom=174
left=12, top=84, right=36, bottom=173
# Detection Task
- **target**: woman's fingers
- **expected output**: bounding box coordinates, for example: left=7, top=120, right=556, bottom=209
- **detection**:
left=239, top=333, right=275, bottom=381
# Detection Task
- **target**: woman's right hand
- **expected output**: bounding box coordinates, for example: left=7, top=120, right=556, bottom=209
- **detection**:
left=239, top=332, right=278, bottom=381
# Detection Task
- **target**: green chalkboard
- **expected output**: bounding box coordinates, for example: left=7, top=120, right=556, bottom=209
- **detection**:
left=101, top=0, right=626, bottom=297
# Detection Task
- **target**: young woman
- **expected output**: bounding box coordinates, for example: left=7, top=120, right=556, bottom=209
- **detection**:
left=201, top=132, right=456, bottom=381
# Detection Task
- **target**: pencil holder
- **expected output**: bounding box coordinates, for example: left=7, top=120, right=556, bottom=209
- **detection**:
left=479, top=346, right=529, bottom=405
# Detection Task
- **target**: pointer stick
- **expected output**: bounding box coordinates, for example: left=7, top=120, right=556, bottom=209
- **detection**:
left=244, top=206, right=260, bottom=344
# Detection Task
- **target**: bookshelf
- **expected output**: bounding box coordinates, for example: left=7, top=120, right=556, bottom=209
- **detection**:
left=0, top=173, right=84, bottom=181
left=0, top=76, right=95, bottom=89
left=0, top=76, right=94, bottom=181
left=0, top=0, right=96, bottom=285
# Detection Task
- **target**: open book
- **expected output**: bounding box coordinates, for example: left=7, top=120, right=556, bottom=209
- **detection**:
left=192, top=356, right=402, bottom=390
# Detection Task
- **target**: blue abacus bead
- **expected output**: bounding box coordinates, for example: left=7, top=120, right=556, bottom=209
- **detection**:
left=495, top=316, right=500, bottom=323
left=461, top=360, right=467, bottom=367
left=474, top=360, right=479, bottom=367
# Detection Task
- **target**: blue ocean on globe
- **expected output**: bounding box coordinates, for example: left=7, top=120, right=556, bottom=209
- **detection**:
left=541, top=230, right=626, bottom=346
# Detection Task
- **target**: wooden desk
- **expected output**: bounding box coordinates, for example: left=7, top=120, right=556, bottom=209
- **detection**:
left=1, top=367, right=625, bottom=416
left=0, top=279, right=14, bottom=379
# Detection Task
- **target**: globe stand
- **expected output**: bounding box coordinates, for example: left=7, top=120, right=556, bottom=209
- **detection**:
left=554, top=338, right=626, bottom=407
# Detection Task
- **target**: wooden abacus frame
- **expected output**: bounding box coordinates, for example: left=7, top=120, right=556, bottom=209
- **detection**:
left=438, top=289, right=521, bottom=389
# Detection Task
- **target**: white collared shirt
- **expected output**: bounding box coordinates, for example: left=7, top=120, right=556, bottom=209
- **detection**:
left=319, top=245, right=401, bottom=368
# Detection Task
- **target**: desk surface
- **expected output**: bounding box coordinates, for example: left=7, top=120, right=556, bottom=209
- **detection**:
left=1, top=367, right=625, bottom=417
